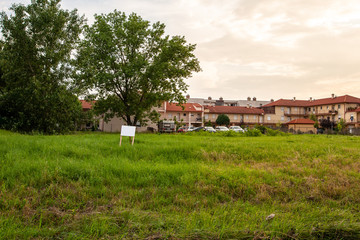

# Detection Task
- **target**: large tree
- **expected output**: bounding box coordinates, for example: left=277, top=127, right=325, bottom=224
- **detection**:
left=0, top=0, right=85, bottom=133
left=76, top=11, right=201, bottom=126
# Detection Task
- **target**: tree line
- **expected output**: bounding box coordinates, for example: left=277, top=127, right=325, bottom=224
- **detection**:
left=0, top=0, right=200, bottom=134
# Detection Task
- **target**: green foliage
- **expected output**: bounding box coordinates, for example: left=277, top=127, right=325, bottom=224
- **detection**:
left=337, top=118, right=345, bottom=132
left=76, top=11, right=201, bottom=126
left=244, top=128, right=262, bottom=136
left=255, top=124, right=267, bottom=134
left=0, top=0, right=85, bottom=134
left=265, top=128, right=288, bottom=136
left=205, top=120, right=212, bottom=126
left=215, top=114, right=230, bottom=126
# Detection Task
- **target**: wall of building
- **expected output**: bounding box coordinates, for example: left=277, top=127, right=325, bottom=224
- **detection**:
left=288, top=124, right=315, bottom=133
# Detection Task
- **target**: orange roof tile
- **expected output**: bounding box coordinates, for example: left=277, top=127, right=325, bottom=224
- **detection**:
left=285, top=118, right=315, bottom=124
left=263, top=95, right=360, bottom=107
left=166, top=102, right=203, bottom=112
left=80, top=100, right=95, bottom=110
left=263, top=99, right=311, bottom=107
left=206, top=106, right=264, bottom=115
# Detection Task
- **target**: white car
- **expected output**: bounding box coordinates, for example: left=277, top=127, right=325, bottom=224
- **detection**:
left=229, top=126, right=245, bottom=133
left=204, top=126, right=216, bottom=133
left=215, top=126, right=229, bottom=132
left=186, top=126, right=196, bottom=132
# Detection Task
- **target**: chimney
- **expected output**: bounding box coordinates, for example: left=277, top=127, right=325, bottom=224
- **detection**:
left=310, top=97, right=312, bottom=102
left=219, top=97, right=223, bottom=101
left=186, top=94, right=190, bottom=99
left=271, top=99, right=274, bottom=102
left=247, top=97, right=251, bottom=101
left=253, top=97, right=257, bottom=101
left=208, top=96, right=212, bottom=100
left=260, top=103, right=263, bottom=107
left=247, top=103, right=250, bottom=108
left=293, top=97, right=296, bottom=101
left=331, top=93, right=335, bottom=99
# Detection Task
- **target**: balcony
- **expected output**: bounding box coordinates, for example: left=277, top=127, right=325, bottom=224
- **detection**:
left=284, top=113, right=307, bottom=117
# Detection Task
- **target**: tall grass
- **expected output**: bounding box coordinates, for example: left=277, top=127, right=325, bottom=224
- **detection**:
left=1, top=130, right=360, bottom=239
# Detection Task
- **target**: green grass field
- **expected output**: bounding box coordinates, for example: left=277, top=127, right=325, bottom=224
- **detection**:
left=1, top=130, right=360, bottom=239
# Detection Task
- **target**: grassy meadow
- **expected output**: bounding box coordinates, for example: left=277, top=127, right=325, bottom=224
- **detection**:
left=1, top=130, right=360, bottom=239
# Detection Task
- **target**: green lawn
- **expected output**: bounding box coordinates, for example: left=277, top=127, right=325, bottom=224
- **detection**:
left=1, top=130, right=360, bottom=239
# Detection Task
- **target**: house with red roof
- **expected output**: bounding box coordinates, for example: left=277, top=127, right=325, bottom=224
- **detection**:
left=284, top=119, right=316, bottom=133
left=158, top=102, right=204, bottom=127
left=262, top=94, right=360, bottom=129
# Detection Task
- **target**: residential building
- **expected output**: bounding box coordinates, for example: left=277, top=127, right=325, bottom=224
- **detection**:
left=187, top=95, right=271, bottom=107
left=262, top=94, right=360, bottom=128
left=158, top=102, right=204, bottom=127
left=285, top=119, right=316, bottom=133
left=204, top=106, right=265, bottom=128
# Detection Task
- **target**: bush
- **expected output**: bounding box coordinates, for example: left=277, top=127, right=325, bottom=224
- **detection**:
left=265, top=128, right=287, bottom=136
left=244, top=129, right=262, bottom=137
left=255, top=125, right=267, bottom=134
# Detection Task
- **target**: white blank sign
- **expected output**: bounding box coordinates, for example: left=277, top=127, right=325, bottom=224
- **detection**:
left=121, top=125, right=136, bottom=137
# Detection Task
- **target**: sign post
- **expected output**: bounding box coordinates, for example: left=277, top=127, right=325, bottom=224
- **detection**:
left=120, top=125, right=136, bottom=146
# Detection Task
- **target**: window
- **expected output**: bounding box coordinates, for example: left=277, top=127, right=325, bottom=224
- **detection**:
left=183, top=113, right=186, bottom=117
left=294, top=107, right=298, bottom=111
left=168, top=113, right=172, bottom=118
left=288, top=117, right=291, bottom=121
left=320, top=106, right=322, bottom=110
left=281, top=107, right=284, bottom=112
left=281, top=116, right=284, bottom=121
left=234, top=115, right=238, bottom=120
left=253, top=115, right=256, bottom=120
left=338, top=115, right=341, bottom=120
left=338, top=104, right=341, bottom=109
left=308, top=108, right=311, bottom=111
left=212, top=114, right=216, bottom=119
left=205, top=114, right=209, bottom=120
left=245, top=115, right=249, bottom=119
left=267, top=116, right=271, bottom=121
left=327, top=106, right=329, bottom=110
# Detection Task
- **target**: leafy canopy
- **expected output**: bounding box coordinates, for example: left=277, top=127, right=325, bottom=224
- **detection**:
left=216, top=114, right=230, bottom=126
left=0, top=0, right=85, bottom=133
left=76, top=11, right=201, bottom=126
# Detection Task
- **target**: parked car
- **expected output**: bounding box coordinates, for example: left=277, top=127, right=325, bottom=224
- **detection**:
left=192, top=127, right=203, bottom=132
left=158, top=121, right=176, bottom=133
left=204, top=126, right=216, bottom=133
left=186, top=126, right=196, bottom=132
left=229, top=126, right=245, bottom=133
left=177, top=127, right=186, bottom=133
left=215, top=126, right=229, bottom=132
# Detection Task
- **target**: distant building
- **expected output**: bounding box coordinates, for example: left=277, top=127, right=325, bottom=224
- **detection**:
left=187, top=95, right=270, bottom=108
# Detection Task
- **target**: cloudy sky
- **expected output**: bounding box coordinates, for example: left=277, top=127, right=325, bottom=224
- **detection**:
left=2, top=0, right=360, bottom=101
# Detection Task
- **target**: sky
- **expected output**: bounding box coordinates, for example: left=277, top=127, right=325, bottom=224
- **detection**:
left=2, top=0, right=360, bottom=101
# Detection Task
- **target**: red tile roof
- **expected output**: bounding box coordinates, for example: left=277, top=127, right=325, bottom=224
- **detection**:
left=311, top=95, right=360, bottom=106
left=263, top=95, right=360, bottom=107
left=80, top=100, right=95, bottom=110
left=285, top=118, right=315, bottom=125
left=206, top=106, right=264, bottom=114
left=166, top=102, right=203, bottom=112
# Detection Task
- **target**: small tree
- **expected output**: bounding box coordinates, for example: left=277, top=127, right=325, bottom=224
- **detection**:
left=319, top=119, right=335, bottom=130
left=216, top=114, right=230, bottom=126
left=337, top=118, right=345, bottom=132
left=205, top=120, right=212, bottom=127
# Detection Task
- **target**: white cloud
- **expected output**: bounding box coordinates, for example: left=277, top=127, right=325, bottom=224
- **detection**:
left=2, top=0, right=360, bottom=100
